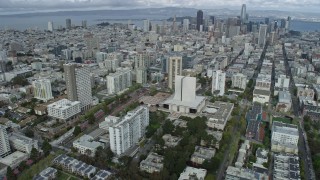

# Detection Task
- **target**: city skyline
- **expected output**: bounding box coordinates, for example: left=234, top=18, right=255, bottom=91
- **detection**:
left=1, top=0, right=320, bottom=14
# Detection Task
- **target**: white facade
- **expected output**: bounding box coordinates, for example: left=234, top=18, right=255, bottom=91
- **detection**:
left=163, top=76, right=206, bottom=114
left=32, top=79, right=53, bottom=102
left=136, top=68, right=147, bottom=84
left=0, top=125, right=10, bottom=158
left=271, top=122, right=299, bottom=154
left=48, top=21, right=53, bottom=32
left=275, top=75, right=290, bottom=89
left=109, top=106, right=149, bottom=155
left=211, top=70, right=226, bottom=96
left=232, top=73, right=247, bottom=90
left=143, top=20, right=150, bottom=32
left=73, top=135, right=104, bottom=157
left=96, top=52, right=108, bottom=63
left=47, top=99, right=81, bottom=121
left=104, top=59, right=119, bottom=72
left=9, top=133, right=39, bottom=154
left=107, top=68, right=132, bottom=94
left=183, top=19, right=189, bottom=32
left=168, top=56, right=182, bottom=89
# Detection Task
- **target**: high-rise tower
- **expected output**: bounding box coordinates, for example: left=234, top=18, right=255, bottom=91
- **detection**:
left=240, top=4, right=247, bottom=24
left=258, top=24, right=268, bottom=48
left=168, top=56, right=182, bottom=89
left=64, top=64, right=92, bottom=110
left=197, top=10, right=204, bottom=31
left=66, top=18, right=72, bottom=29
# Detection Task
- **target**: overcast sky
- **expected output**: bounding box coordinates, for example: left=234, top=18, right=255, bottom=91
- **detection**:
left=0, top=0, right=320, bottom=13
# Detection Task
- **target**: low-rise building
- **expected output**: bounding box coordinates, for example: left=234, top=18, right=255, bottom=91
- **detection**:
left=273, top=153, right=300, bottom=180
left=204, top=101, right=234, bottom=130
left=91, top=170, right=113, bottom=180
left=271, top=122, right=299, bottom=154
left=9, top=132, right=39, bottom=154
left=162, top=134, right=182, bottom=147
left=140, top=152, right=164, bottom=173
left=191, top=146, right=216, bottom=165
left=225, top=166, right=268, bottom=180
left=235, top=140, right=250, bottom=168
left=253, top=89, right=270, bottom=104
left=178, top=166, right=207, bottom=180
left=47, top=99, right=81, bottom=121
left=73, top=134, right=104, bottom=157
left=34, top=167, right=58, bottom=180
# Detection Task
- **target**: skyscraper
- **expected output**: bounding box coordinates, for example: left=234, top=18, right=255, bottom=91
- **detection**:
left=32, top=79, right=53, bottom=102
left=143, top=20, right=150, bottom=32
left=168, top=56, right=182, bottom=89
left=183, top=19, right=190, bottom=32
left=211, top=70, right=226, bottom=96
left=66, top=18, right=72, bottom=29
left=0, top=125, right=10, bottom=158
left=240, top=4, right=247, bottom=24
left=48, top=21, right=53, bottom=32
left=82, top=20, right=87, bottom=28
left=196, top=10, right=204, bottom=31
left=84, top=33, right=100, bottom=58
left=64, top=64, right=92, bottom=110
left=258, top=24, right=268, bottom=48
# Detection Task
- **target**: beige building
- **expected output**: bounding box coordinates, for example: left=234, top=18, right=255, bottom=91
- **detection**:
left=168, top=56, right=182, bottom=89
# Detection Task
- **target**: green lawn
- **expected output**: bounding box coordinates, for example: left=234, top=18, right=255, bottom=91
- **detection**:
left=57, top=170, right=79, bottom=180
left=273, top=117, right=292, bottom=124
left=18, top=150, right=65, bottom=180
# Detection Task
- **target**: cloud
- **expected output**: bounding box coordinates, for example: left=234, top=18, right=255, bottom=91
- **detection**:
left=0, top=0, right=319, bottom=11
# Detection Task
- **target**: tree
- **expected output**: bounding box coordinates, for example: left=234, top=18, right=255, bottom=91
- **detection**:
left=42, top=140, right=52, bottom=156
left=24, top=128, right=34, bottom=138
left=162, top=121, right=174, bottom=134
left=30, top=148, right=39, bottom=161
left=11, top=76, right=29, bottom=86
left=6, top=166, right=16, bottom=180
left=88, top=113, right=95, bottom=124
left=73, top=126, right=82, bottom=136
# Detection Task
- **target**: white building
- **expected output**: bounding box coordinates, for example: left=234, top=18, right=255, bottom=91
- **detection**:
left=271, top=122, right=299, bottom=154
left=32, top=79, right=53, bottom=102
left=9, top=133, right=38, bottom=154
left=48, top=21, right=53, bottom=32
left=178, top=166, right=207, bottom=180
left=73, top=135, right=104, bottom=157
left=143, top=20, right=150, bottom=32
left=253, top=89, right=270, bottom=104
left=140, top=153, right=164, bottom=173
left=232, top=73, right=247, bottom=90
left=168, top=56, right=182, bottom=89
left=136, top=68, right=147, bottom=84
left=183, top=19, right=189, bottom=32
left=107, top=68, right=132, bottom=94
left=109, top=106, right=149, bottom=155
left=211, top=70, right=226, bottom=96
left=0, top=125, right=10, bottom=158
left=275, top=75, right=290, bottom=90
left=163, top=76, right=206, bottom=114
left=96, top=52, right=108, bottom=63
left=103, top=59, right=119, bottom=72
left=47, top=99, right=81, bottom=121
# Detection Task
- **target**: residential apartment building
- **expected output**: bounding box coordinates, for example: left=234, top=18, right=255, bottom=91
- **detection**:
left=73, top=135, right=104, bottom=157
left=271, top=122, right=299, bottom=154
left=232, top=73, right=247, bottom=90
left=109, top=106, right=149, bottom=155
left=168, top=56, right=183, bottom=89
left=47, top=99, right=81, bottom=121
left=64, top=63, right=92, bottom=110
left=0, top=125, right=10, bottom=158
left=106, top=68, right=132, bottom=94
left=32, top=79, right=53, bottom=102
left=140, top=153, right=164, bottom=173
left=211, top=70, right=226, bottom=96
left=9, top=132, right=38, bottom=154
